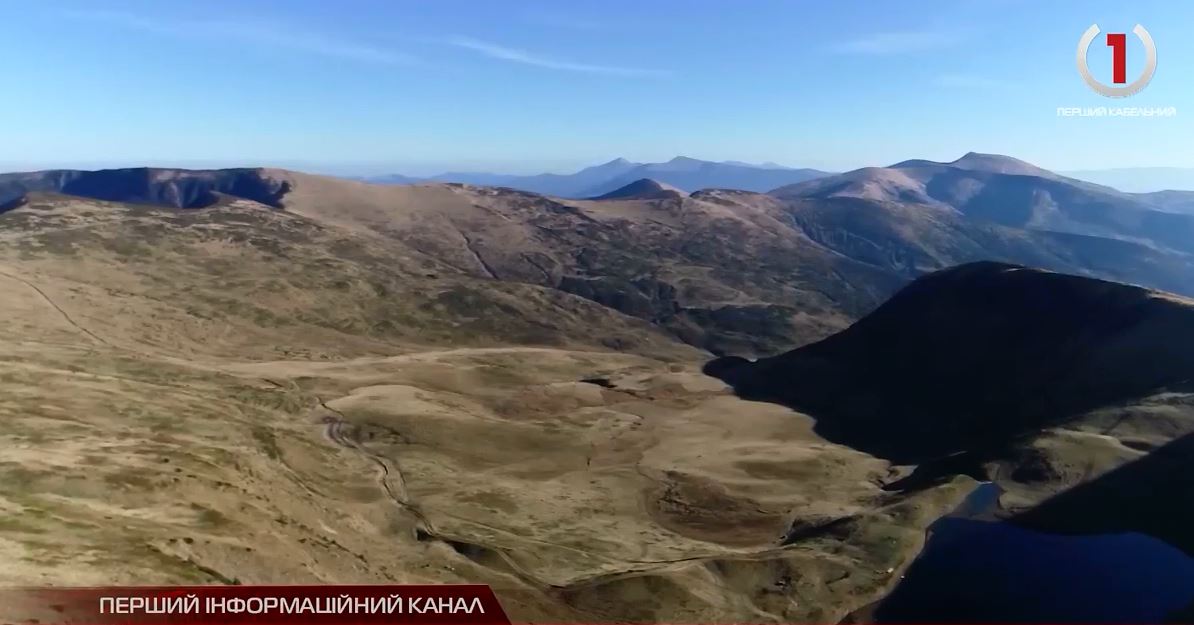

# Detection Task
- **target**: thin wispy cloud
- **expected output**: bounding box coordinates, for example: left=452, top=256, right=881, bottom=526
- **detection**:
left=830, top=30, right=962, bottom=55
left=59, top=9, right=418, bottom=66
left=445, top=36, right=668, bottom=77
left=934, top=74, right=1013, bottom=90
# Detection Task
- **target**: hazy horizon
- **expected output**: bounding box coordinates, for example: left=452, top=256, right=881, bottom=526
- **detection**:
left=6, top=155, right=1194, bottom=191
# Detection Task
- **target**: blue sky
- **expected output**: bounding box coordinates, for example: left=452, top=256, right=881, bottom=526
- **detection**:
left=1, top=0, right=1191, bottom=174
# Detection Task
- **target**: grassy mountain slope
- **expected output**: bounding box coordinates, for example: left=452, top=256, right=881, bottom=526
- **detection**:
left=12, top=167, right=1194, bottom=360
left=0, top=192, right=974, bottom=624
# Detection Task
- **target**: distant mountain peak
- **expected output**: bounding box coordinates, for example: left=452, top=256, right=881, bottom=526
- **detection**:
left=658, top=156, right=711, bottom=170
left=575, top=157, right=640, bottom=178
left=952, top=151, right=1021, bottom=164
left=592, top=178, right=686, bottom=200
left=949, top=152, right=1048, bottom=176
left=887, top=152, right=1047, bottom=175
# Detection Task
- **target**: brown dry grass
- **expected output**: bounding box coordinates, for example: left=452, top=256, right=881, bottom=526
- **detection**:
left=0, top=194, right=972, bottom=623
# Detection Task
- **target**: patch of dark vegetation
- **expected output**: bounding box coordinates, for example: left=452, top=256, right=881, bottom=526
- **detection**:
left=650, top=469, right=789, bottom=545
left=225, top=232, right=293, bottom=257
left=103, top=238, right=153, bottom=258
left=193, top=294, right=292, bottom=328
left=102, top=470, right=157, bottom=490
left=13, top=227, right=95, bottom=256
left=557, top=277, right=806, bottom=355
left=249, top=426, right=283, bottom=460
left=1009, top=447, right=1063, bottom=484
left=779, top=515, right=857, bottom=546
left=676, top=304, right=801, bottom=356
left=558, top=275, right=680, bottom=323
left=415, top=285, right=570, bottom=346
left=190, top=504, right=231, bottom=528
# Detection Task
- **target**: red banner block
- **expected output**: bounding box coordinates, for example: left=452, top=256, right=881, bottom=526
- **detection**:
left=0, top=585, right=510, bottom=625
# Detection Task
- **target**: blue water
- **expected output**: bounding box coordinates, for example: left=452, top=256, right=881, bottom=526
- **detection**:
left=875, top=486, right=1194, bottom=623
left=947, top=481, right=1003, bottom=520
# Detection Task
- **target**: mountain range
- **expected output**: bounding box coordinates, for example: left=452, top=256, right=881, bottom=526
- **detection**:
left=774, top=152, right=1194, bottom=251
left=5, top=151, right=1194, bottom=622
left=361, top=156, right=831, bottom=198
left=6, top=152, right=1194, bottom=357
left=360, top=156, right=1194, bottom=200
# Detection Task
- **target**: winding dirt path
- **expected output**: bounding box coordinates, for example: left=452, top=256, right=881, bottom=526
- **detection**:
left=0, top=268, right=110, bottom=346
left=316, top=399, right=558, bottom=589
left=311, top=392, right=866, bottom=601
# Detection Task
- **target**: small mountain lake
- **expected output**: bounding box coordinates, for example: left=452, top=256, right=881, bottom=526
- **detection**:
left=874, top=483, right=1194, bottom=623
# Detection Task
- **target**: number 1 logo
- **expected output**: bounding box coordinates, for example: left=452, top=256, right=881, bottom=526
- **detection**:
left=1076, top=24, right=1156, bottom=98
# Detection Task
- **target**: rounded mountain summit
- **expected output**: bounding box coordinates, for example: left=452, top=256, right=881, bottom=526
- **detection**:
left=591, top=178, right=687, bottom=200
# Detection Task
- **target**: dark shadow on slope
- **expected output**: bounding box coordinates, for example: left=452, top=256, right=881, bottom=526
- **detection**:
left=1011, top=433, right=1194, bottom=620
left=873, top=433, right=1194, bottom=624
left=705, top=261, right=1194, bottom=468
left=0, top=193, right=27, bottom=215
left=57, top=168, right=291, bottom=208
left=0, top=168, right=291, bottom=209
left=1010, top=431, right=1194, bottom=557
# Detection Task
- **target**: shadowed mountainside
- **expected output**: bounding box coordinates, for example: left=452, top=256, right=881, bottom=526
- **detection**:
left=1010, top=431, right=1194, bottom=622
left=592, top=178, right=686, bottom=200
left=782, top=196, right=1194, bottom=296
left=706, top=262, right=1194, bottom=464
left=0, top=168, right=290, bottom=209
left=1011, top=431, right=1194, bottom=556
